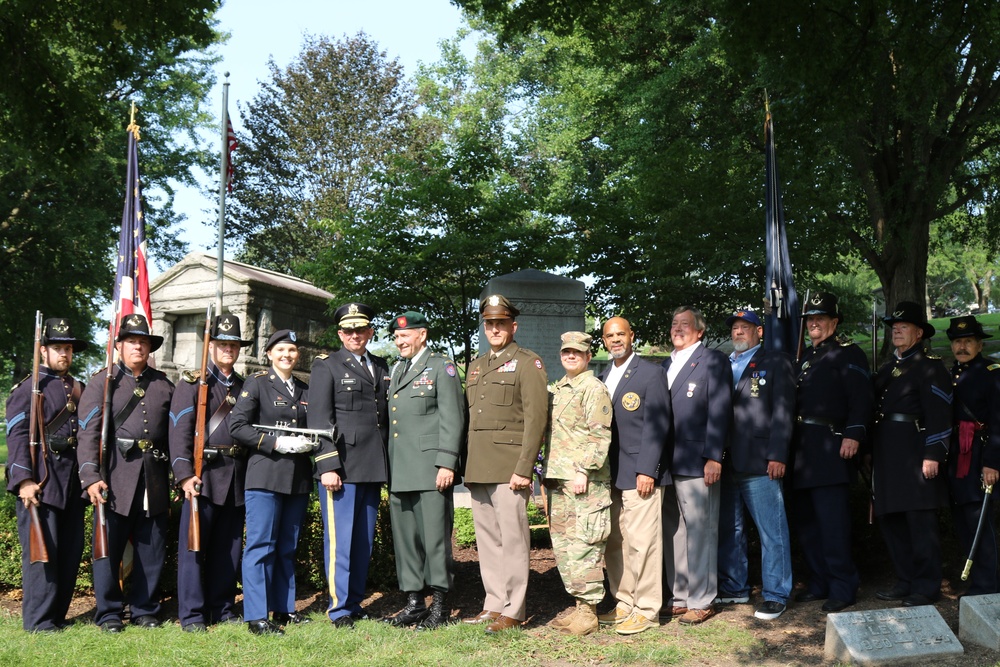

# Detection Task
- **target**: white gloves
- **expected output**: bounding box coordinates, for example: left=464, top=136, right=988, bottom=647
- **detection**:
left=274, top=435, right=314, bottom=454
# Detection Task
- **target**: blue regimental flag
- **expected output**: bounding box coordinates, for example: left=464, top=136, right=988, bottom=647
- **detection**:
left=764, top=104, right=799, bottom=353
left=113, top=109, right=151, bottom=337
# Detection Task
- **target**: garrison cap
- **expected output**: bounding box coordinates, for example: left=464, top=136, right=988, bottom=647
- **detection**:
left=265, top=329, right=298, bottom=352
left=212, top=314, right=253, bottom=347
left=560, top=331, right=592, bottom=352
left=41, top=317, right=90, bottom=353
left=389, top=311, right=428, bottom=333
left=116, top=313, right=163, bottom=352
left=884, top=301, right=935, bottom=340
left=334, top=302, right=375, bottom=330
left=946, top=315, right=991, bottom=341
left=480, top=294, right=519, bottom=320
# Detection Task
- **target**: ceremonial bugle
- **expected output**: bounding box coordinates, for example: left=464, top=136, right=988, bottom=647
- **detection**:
left=26, top=310, right=50, bottom=564
left=188, top=304, right=214, bottom=552
left=252, top=423, right=338, bottom=444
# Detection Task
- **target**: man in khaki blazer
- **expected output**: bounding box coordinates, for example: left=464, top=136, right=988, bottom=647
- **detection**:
left=462, top=295, right=548, bottom=633
left=382, top=311, right=465, bottom=630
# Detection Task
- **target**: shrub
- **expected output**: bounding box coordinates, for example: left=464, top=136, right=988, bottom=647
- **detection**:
left=451, top=500, right=550, bottom=549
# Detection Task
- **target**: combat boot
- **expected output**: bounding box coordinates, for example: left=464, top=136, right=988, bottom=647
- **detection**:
left=559, top=603, right=598, bottom=636
left=385, top=592, right=428, bottom=627
left=415, top=590, right=449, bottom=631
left=549, top=601, right=583, bottom=629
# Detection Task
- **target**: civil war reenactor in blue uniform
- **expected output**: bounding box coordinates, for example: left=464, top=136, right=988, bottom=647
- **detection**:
left=169, top=314, right=252, bottom=631
left=944, top=315, right=1000, bottom=595
left=78, top=313, right=175, bottom=632
left=873, top=301, right=952, bottom=607
left=5, top=317, right=90, bottom=632
left=308, top=303, right=391, bottom=627
left=789, top=292, right=873, bottom=613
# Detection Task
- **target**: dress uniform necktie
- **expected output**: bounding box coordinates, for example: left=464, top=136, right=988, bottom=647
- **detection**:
left=363, top=355, right=375, bottom=381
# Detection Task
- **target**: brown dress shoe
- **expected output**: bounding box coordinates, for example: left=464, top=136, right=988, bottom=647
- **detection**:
left=678, top=607, right=716, bottom=625
left=462, top=610, right=501, bottom=625
left=485, top=615, right=523, bottom=634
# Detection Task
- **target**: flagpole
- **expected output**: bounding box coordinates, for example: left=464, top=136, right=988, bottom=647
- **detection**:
left=216, top=72, right=230, bottom=314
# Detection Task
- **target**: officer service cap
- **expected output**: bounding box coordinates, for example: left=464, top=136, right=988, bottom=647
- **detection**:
left=212, top=314, right=253, bottom=346
left=725, top=309, right=763, bottom=328
left=265, top=329, right=298, bottom=352
left=945, top=315, right=992, bottom=341
left=115, top=313, right=164, bottom=352
left=560, top=331, right=592, bottom=352
left=335, top=302, right=375, bottom=330
left=389, top=311, right=428, bottom=333
left=41, top=317, right=90, bottom=353
left=480, top=294, right=519, bottom=320
left=801, top=292, right=842, bottom=321
left=883, top=301, right=935, bottom=339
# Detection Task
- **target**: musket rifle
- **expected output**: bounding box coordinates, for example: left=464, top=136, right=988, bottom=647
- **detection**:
left=92, top=307, right=120, bottom=562
left=188, top=304, right=214, bottom=552
left=26, top=310, right=50, bottom=564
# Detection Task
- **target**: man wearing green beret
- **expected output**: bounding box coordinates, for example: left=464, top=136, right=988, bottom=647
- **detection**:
left=382, top=311, right=465, bottom=630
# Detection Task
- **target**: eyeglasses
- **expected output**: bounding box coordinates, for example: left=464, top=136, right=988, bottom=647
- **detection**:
left=339, top=327, right=371, bottom=336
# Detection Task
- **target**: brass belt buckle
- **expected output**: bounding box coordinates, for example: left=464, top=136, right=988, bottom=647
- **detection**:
left=137, top=439, right=154, bottom=451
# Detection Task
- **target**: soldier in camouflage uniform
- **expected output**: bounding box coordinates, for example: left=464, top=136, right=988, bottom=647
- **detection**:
left=543, top=331, right=613, bottom=636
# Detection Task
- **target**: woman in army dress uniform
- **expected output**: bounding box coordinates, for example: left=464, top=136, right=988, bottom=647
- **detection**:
left=230, top=329, right=314, bottom=635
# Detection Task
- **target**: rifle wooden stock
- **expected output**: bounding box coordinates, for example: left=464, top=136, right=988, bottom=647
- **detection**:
left=188, top=304, right=213, bottom=552
left=93, top=501, right=109, bottom=561
left=26, top=310, right=50, bottom=564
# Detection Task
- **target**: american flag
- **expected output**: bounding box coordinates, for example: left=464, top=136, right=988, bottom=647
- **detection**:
left=113, top=113, right=151, bottom=335
left=226, top=111, right=238, bottom=193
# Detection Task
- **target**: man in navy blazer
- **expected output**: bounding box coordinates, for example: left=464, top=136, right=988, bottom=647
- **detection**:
left=662, top=306, right=731, bottom=625
left=597, top=317, right=672, bottom=636
left=716, top=310, right=794, bottom=621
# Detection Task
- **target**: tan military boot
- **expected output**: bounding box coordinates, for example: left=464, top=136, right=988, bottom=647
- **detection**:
left=559, top=603, right=598, bottom=636
left=549, top=602, right=580, bottom=629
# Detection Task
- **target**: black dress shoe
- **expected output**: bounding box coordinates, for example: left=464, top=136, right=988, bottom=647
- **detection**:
left=821, top=599, right=854, bottom=613
left=331, top=615, right=355, bottom=629
left=272, top=612, right=311, bottom=625
left=902, top=594, right=933, bottom=607
left=385, top=592, right=430, bottom=627
left=794, top=591, right=827, bottom=603
left=875, top=585, right=910, bottom=601
left=247, top=619, right=284, bottom=636
left=132, top=615, right=160, bottom=628
left=100, top=619, right=125, bottom=633
left=350, top=610, right=370, bottom=621
left=183, top=622, right=207, bottom=633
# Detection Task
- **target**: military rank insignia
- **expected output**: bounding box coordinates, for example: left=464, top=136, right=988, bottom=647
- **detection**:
left=534, top=359, right=543, bottom=369
left=622, top=392, right=640, bottom=411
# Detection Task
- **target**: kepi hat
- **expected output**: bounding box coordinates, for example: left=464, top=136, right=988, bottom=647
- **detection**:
left=801, top=292, right=842, bottom=322
left=946, top=315, right=992, bottom=341
left=211, top=314, right=253, bottom=347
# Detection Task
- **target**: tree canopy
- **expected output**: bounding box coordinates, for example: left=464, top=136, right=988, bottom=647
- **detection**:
left=0, top=0, right=224, bottom=377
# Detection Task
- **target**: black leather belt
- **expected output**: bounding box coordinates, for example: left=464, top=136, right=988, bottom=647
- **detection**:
left=797, top=415, right=843, bottom=435
left=48, top=436, right=77, bottom=453
left=877, top=412, right=921, bottom=429
left=204, top=445, right=241, bottom=458
left=116, top=438, right=165, bottom=458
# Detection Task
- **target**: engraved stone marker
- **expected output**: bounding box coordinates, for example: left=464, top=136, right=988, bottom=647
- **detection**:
left=824, top=606, right=963, bottom=665
left=959, top=593, right=1000, bottom=651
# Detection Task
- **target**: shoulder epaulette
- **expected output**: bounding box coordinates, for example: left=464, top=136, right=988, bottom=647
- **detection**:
left=181, top=369, right=200, bottom=384
left=316, top=353, right=329, bottom=360
left=10, top=373, right=30, bottom=391
left=253, top=370, right=269, bottom=377
left=835, top=334, right=855, bottom=347
left=927, top=353, right=942, bottom=360
left=91, top=366, right=108, bottom=378
left=988, top=364, right=1000, bottom=371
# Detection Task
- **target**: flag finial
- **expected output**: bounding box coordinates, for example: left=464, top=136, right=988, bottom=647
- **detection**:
left=126, top=101, right=141, bottom=142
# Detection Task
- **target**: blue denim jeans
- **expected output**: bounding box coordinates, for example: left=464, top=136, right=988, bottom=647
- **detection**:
left=718, top=472, right=792, bottom=603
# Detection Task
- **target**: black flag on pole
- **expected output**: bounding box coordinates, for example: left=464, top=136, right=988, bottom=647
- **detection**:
left=764, top=104, right=799, bottom=353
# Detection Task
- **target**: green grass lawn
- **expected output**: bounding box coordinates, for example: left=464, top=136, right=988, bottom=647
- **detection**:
left=0, top=611, right=766, bottom=667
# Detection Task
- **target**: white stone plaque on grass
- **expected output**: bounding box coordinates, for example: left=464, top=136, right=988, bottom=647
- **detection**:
left=824, top=605, right=962, bottom=665
left=959, top=593, right=1000, bottom=651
